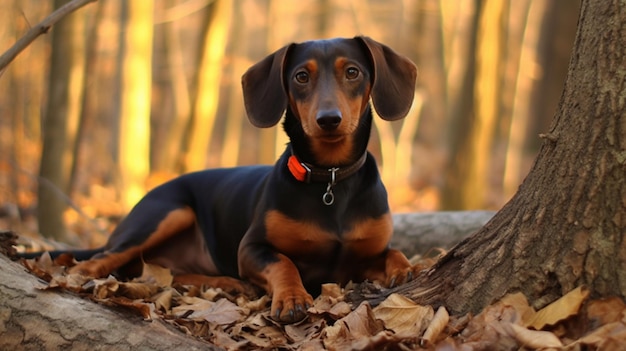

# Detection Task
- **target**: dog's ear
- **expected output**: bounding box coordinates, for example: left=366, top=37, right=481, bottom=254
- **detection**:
left=356, top=36, right=417, bottom=121
left=242, top=44, right=294, bottom=128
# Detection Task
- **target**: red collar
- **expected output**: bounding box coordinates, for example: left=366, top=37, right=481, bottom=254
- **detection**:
left=287, top=152, right=368, bottom=183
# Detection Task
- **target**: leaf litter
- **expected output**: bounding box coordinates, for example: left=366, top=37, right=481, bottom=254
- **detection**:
left=17, top=251, right=626, bottom=350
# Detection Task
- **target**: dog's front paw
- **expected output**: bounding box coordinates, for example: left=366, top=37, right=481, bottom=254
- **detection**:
left=270, top=286, right=313, bottom=324
left=385, top=263, right=420, bottom=288
left=383, top=249, right=419, bottom=288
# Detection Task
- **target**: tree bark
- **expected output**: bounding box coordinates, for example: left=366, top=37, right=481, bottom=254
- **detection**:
left=391, top=0, right=626, bottom=316
left=0, top=235, right=217, bottom=350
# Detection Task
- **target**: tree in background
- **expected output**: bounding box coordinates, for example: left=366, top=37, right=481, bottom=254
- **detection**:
left=117, top=1, right=153, bottom=210
left=442, top=0, right=506, bottom=210
left=38, top=0, right=86, bottom=241
left=183, top=0, right=231, bottom=172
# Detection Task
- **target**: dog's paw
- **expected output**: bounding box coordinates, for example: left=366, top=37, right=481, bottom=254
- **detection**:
left=383, top=249, right=419, bottom=288
left=270, top=286, right=313, bottom=324
left=385, top=264, right=420, bottom=288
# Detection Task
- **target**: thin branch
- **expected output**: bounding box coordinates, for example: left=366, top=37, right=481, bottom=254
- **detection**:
left=10, top=159, right=109, bottom=236
left=0, top=0, right=97, bottom=72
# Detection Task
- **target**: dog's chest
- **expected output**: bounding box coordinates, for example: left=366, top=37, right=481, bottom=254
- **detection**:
left=264, top=210, right=392, bottom=258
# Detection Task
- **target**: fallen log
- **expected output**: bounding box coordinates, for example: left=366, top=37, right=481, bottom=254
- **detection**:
left=391, top=211, right=495, bottom=257
left=0, top=232, right=216, bottom=350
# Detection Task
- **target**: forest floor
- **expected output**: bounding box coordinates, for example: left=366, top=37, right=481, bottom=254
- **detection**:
left=6, top=232, right=625, bottom=351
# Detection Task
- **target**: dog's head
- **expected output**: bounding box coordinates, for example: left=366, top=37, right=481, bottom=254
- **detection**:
left=242, top=37, right=417, bottom=164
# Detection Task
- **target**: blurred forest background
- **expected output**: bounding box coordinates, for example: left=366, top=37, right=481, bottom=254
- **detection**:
left=0, top=0, right=580, bottom=246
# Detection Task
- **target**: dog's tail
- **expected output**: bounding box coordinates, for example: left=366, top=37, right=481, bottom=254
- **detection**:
left=19, top=247, right=105, bottom=261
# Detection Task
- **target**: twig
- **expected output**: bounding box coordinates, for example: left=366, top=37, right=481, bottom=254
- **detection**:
left=0, top=0, right=97, bottom=72
left=10, top=159, right=109, bottom=236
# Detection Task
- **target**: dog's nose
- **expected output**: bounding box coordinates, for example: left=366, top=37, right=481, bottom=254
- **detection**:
left=316, top=109, right=342, bottom=130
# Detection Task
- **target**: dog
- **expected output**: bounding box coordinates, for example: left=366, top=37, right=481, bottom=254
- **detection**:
left=33, top=36, right=418, bottom=324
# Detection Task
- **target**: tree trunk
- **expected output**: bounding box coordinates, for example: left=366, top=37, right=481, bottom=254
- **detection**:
left=393, top=0, right=626, bottom=315
left=458, top=0, right=506, bottom=210
left=440, top=1, right=479, bottom=210
left=183, top=0, right=232, bottom=171
left=502, top=0, right=543, bottom=198
left=38, top=0, right=86, bottom=241
left=220, top=2, right=246, bottom=168
left=117, top=0, right=153, bottom=210
left=411, top=0, right=447, bottom=162
left=69, top=2, right=101, bottom=195
left=159, top=0, right=192, bottom=174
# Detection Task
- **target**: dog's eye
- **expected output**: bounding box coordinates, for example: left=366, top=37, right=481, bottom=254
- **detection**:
left=295, top=71, right=309, bottom=83
left=346, top=67, right=359, bottom=80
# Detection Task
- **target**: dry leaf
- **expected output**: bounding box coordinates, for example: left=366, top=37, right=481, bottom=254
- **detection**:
left=422, top=306, right=449, bottom=346
left=238, top=294, right=271, bottom=311
left=586, top=297, right=626, bottom=326
left=285, top=317, right=326, bottom=345
left=321, top=283, right=343, bottom=298
left=172, top=296, right=213, bottom=316
left=189, top=298, right=247, bottom=325
left=309, top=295, right=335, bottom=313
left=87, top=275, right=159, bottom=300
left=323, top=302, right=384, bottom=347
left=210, top=329, right=250, bottom=351
left=309, top=294, right=351, bottom=319
left=136, top=262, right=173, bottom=287
left=106, top=296, right=154, bottom=320
left=373, top=293, right=434, bottom=335
left=117, top=281, right=159, bottom=299
left=239, top=325, right=288, bottom=349
left=297, top=340, right=326, bottom=351
left=500, top=292, right=535, bottom=325
left=47, top=272, right=91, bottom=292
left=200, top=287, right=221, bottom=300
left=327, top=301, right=352, bottom=319
left=256, top=325, right=290, bottom=347
left=92, top=276, right=120, bottom=299
left=573, top=321, right=626, bottom=349
left=503, top=322, right=563, bottom=348
left=526, top=286, right=589, bottom=330
left=324, top=320, right=350, bottom=345
left=152, top=288, right=174, bottom=312
left=22, top=252, right=64, bottom=281
left=238, top=331, right=276, bottom=349
left=341, top=302, right=384, bottom=337
left=350, top=330, right=404, bottom=351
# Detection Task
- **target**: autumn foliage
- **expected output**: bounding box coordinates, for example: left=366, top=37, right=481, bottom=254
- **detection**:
left=19, top=250, right=626, bottom=350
